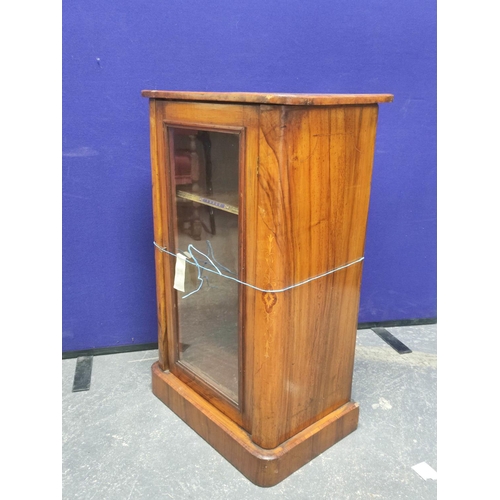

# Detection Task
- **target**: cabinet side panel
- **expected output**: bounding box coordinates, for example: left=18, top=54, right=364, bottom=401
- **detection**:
left=251, top=104, right=378, bottom=448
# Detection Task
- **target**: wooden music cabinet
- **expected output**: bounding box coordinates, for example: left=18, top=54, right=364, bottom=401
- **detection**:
left=142, top=90, right=393, bottom=486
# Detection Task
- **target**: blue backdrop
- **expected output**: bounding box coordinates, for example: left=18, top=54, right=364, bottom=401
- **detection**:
left=63, top=0, right=436, bottom=351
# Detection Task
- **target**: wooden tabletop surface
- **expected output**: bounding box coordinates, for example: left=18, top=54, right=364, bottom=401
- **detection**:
left=141, top=90, right=394, bottom=105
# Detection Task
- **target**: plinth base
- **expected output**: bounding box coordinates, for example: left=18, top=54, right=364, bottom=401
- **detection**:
left=152, top=363, right=359, bottom=487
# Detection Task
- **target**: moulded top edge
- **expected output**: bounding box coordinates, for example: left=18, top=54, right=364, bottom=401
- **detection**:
left=141, top=90, right=394, bottom=105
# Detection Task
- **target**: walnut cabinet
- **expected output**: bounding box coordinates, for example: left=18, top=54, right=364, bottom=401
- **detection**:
left=142, top=91, right=393, bottom=486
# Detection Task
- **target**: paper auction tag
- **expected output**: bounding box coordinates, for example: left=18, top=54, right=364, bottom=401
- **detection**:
left=173, top=253, right=187, bottom=292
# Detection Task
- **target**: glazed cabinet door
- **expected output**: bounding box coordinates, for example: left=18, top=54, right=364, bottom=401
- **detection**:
left=149, top=100, right=258, bottom=428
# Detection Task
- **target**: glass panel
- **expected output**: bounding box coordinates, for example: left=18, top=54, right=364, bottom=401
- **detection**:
left=169, top=128, right=240, bottom=403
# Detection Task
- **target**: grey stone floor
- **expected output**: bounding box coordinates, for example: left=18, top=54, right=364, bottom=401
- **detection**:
left=62, top=325, right=437, bottom=499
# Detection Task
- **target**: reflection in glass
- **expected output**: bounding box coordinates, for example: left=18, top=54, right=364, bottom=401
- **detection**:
left=169, top=128, right=240, bottom=403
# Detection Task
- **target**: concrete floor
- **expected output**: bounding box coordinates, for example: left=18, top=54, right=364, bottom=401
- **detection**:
left=62, top=325, right=437, bottom=499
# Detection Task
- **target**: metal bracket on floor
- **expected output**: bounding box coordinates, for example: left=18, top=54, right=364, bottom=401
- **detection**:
left=72, top=356, right=93, bottom=392
left=371, top=328, right=412, bottom=354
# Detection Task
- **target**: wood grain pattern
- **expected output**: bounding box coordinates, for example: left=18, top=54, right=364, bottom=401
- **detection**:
left=141, top=90, right=393, bottom=106
left=149, top=100, right=170, bottom=371
left=247, top=104, right=379, bottom=448
left=152, top=363, right=359, bottom=487
left=145, top=92, right=390, bottom=483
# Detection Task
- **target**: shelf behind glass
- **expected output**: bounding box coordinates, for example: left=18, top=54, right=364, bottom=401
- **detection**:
left=176, top=190, right=239, bottom=215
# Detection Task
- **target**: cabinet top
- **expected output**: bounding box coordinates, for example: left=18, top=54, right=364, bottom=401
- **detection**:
left=141, top=90, right=393, bottom=106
